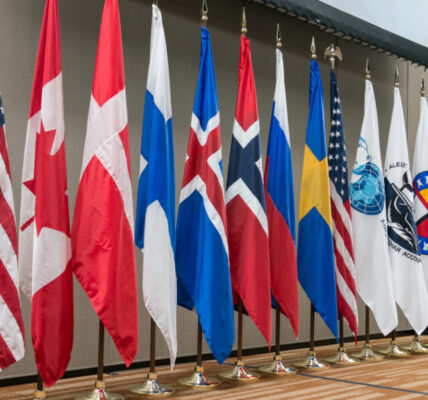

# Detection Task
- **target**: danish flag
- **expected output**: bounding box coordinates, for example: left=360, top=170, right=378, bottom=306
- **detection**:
left=72, top=0, right=138, bottom=366
left=19, top=0, right=73, bottom=386
left=226, top=34, right=271, bottom=345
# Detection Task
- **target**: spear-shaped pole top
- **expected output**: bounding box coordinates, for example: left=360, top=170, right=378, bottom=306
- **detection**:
left=201, top=0, right=208, bottom=26
left=421, top=78, right=425, bottom=97
left=311, top=36, right=316, bottom=59
left=394, top=66, right=399, bottom=87
left=276, top=23, right=282, bottom=49
left=365, top=58, right=371, bottom=80
left=241, top=7, right=247, bottom=36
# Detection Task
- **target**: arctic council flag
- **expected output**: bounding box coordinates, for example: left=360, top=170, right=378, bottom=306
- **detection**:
left=384, top=85, right=428, bottom=334
left=226, top=34, right=271, bottom=345
left=176, top=26, right=235, bottom=364
left=72, top=0, right=138, bottom=365
left=135, top=4, right=177, bottom=368
left=19, top=0, right=73, bottom=386
left=413, top=93, right=428, bottom=290
left=0, top=95, right=25, bottom=371
left=297, top=58, right=338, bottom=340
left=327, top=71, right=358, bottom=339
left=264, top=47, right=298, bottom=339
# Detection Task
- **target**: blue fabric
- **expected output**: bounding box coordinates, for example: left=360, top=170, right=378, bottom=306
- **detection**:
left=135, top=91, right=175, bottom=251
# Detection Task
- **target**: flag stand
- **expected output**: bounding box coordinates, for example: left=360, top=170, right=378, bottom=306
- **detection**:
left=75, top=322, right=124, bottom=400
left=324, top=313, right=359, bottom=366
left=259, top=306, right=296, bottom=375
left=294, top=304, right=329, bottom=370
left=219, top=297, right=260, bottom=382
left=352, top=306, right=384, bottom=361
left=178, top=321, right=220, bottom=389
left=128, top=318, right=174, bottom=396
left=378, top=329, right=410, bottom=358
left=403, top=333, right=428, bottom=354
left=33, top=374, right=46, bottom=400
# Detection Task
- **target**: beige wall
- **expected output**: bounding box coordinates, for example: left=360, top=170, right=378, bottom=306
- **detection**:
left=0, top=0, right=423, bottom=380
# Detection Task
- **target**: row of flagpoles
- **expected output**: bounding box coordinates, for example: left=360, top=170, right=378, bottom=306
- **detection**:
left=2, top=0, right=428, bottom=398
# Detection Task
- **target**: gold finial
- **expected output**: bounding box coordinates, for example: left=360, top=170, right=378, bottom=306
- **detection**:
left=421, top=78, right=425, bottom=97
left=152, top=0, right=158, bottom=5
left=324, top=43, right=342, bottom=70
left=311, top=36, right=316, bottom=59
left=241, top=7, right=247, bottom=36
left=276, top=23, right=282, bottom=49
left=394, top=66, right=399, bottom=87
left=201, top=0, right=208, bottom=26
left=365, top=58, right=371, bottom=80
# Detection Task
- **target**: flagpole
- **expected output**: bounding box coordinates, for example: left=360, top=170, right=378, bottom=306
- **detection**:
left=33, top=374, right=46, bottom=400
left=128, top=318, right=174, bottom=396
left=75, top=322, right=125, bottom=400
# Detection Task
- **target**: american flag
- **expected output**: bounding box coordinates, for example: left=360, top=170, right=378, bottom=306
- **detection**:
left=0, top=95, right=25, bottom=371
left=327, top=70, right=358, bottom=339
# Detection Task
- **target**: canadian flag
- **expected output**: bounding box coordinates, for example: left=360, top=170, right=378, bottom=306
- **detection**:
left=71, top=0, right=138, bottom=366
left=19, top=0, right=73, bottom=386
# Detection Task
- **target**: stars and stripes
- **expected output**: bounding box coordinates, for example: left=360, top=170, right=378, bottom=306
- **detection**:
left=0, top=95, right=25, bottom=372
left=226, top=34, right=271, bottom=346
left=327, top=71, right=358, bottom=339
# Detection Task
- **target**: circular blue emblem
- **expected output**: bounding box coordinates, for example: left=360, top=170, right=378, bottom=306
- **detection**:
left=351, top=138, right=384, bottom=215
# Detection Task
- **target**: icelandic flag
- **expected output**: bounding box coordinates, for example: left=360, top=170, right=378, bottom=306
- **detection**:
left=351, top=79, right=397, bottom=336
left=175, top=26, right=235, bottom=364
left=384, top=86, right=428, bottom=334
left=134, top=4, right=177, bottom=368
left=297, top=59, right=338, bottom=340
left=264, top=48, right=298, bottom=339
left=226, top=34, right=271, bottom=346
left=413, top=94, right=428, bottom=290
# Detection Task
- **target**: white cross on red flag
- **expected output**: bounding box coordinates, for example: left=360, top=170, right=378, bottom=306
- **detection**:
left=19, top=0, right=73, bottom=386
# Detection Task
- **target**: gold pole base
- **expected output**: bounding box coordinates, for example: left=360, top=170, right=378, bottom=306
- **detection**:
left=75, top=381, right=125, bottom=400
left=402, top=336, right=428, bottom=354
left=352, top=343, right=384, bottom=361
left=177, top=366, right=220, bottom=390
left=218, top=360, right=260, bottom=383
left=33, top=390, right=46, bottom=400
left=128, top=373, right=174, bottom=397
left=377, top=341, right=411, bottom=358
left=294, top=351, right=330, bottom=370
left=259, top=355, right=297, bottom=375
left=324, top=347, right=360, bottom=366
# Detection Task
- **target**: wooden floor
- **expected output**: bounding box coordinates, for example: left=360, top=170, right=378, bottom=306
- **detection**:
left=2, top=336, right=428, bottom=399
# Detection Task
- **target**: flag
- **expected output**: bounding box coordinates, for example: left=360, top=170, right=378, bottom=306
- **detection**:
left=135, top=4, right=177, bottom=368
left=413, top=94, right=428, bottom=289
left=327, top=71, right=358, bottom=339
left=72, top=0, right=138, bottom=366
left=264, top=48, right=298, bottom=339
left=226, top=34, right=271, bottom=345
left=176, top=26, right=235, bottom=364
left=297, top=59, right=338, bottom=340
left=384, top=86, right=428, bottom=334
left=19, top=0, right=73, bottom=386
left=0, top=95, right=25, bottom=371
left=350, top=79, right=397, bottom=336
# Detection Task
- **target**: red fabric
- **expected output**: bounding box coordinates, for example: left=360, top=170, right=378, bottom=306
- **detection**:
left=0, top=127, right=11, bottom=178
left=265, top=190, right=299, bottom=339
left=0, top=335, right=15, bottom=371
left=72, top=157, right=138, bottom=366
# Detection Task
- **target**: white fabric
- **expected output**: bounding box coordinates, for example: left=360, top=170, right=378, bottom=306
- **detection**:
left=232, top=119, right=260, bottom=148
left=191, top=112, right=220, bottom=146
left=351, top=79, right=398, bottom=336
left=141, top=4, right=177, bottom=368
left=384, top=87, right=428, bottom=334
left=412, top=96, right=428, bottom=290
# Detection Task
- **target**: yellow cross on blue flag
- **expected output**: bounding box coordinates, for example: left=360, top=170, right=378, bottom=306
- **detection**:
left=297, top=59, right=338, bottom=339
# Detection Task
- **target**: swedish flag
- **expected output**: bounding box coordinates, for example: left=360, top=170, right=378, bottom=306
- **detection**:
left=297, top=59, right=338, bottom=339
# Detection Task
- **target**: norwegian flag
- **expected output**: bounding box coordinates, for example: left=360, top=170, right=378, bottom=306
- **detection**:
left=19, top=0, right=73, bottom=386
left=0, top=95, right=25, bottom=371
left=72, top=0, right=138, bottom=366
left=327, top=71, right=358, bottom=339
left=226, top=34, right=271, bottom=345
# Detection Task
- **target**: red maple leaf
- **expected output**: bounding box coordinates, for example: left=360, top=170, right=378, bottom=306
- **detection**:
left=23, top=121, right=70, bottom=237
